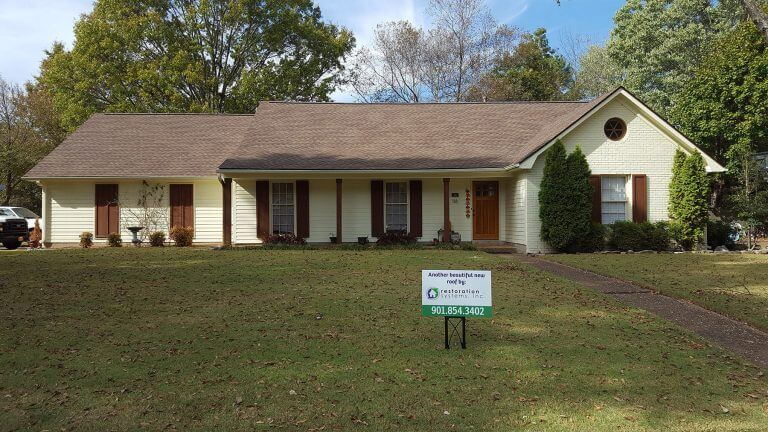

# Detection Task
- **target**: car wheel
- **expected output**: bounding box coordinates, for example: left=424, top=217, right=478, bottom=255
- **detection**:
left=2, top=240, right=20, bottom=250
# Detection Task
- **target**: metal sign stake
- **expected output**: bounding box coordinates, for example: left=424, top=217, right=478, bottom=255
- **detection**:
left=444, top=316, right=467, bottom=349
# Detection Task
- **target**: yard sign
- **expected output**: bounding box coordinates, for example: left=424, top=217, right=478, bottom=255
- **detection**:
left=421, top=270, right=492, bottom=318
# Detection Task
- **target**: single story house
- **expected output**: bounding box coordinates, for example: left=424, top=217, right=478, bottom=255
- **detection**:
left=25, top=88, right=724, bottom=253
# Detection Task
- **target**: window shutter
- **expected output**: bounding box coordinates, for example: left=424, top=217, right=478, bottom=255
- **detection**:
left=632, top=175, right=648, bottom=223
left=371, top=180, right=384, bottom=237
left=409, top=180, right=422, bottom=237
left=170, top=184, right=194, bottom=230
left=95, top=184, right=118, bottom=237
left=256, top=180, right=270, bottom=240
left=589, top=175, right=602, bottom=223
left=296, top=180, right=310, bottom=239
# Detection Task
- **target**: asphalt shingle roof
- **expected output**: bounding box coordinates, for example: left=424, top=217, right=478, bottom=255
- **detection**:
left=26, top=92, right=614, bottom=178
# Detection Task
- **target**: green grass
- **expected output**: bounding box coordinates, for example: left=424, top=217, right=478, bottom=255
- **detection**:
left=546, top=253, right=768, bottom=333
left=0, top=249, right=766, bottom=431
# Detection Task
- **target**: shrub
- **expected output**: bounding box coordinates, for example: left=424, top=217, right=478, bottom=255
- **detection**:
left=170, top=226, right=194, bottom=247
left=668, top=150, right=710, bottom=249
left=707, top=220, right=735, bottom=249
left=107, top=232, right=122, bottom=247
left=79, top=232, right=94, bottom=248
left=29, top=219, right=42, bottom=248
left=149, top=231, right=166, bottom=247
left=573, top=222, right=606, bottom=253
left=539, top=141, right=593, bottom=252
left=608, top=221, right=670, bottom=252
left=376, top=231, right=417, bottom=246
left=265, top=233, right=307, bottom=246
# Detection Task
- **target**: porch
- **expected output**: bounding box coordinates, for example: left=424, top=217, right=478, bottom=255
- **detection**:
left=218, top=173, right=524, bottom=247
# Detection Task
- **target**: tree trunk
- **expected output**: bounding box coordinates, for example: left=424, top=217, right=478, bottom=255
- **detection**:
left=739, top=0, right=768, bottom=41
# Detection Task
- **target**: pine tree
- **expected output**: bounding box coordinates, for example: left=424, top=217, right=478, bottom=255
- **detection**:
left=565, top=146, right=593, bottom=251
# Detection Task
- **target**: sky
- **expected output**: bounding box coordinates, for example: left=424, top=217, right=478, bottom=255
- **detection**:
left=0, top=0, right=624, bottom=100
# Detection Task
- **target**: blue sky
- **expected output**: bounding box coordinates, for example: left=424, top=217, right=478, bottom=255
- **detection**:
left=0, top=0, right=623, bottom=100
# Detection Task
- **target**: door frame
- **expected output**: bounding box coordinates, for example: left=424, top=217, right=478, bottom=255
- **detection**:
left=472, top=181, right=500, bottom=241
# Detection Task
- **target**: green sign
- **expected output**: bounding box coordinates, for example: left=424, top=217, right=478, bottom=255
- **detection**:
left=421, top=270, right=493, bottom=318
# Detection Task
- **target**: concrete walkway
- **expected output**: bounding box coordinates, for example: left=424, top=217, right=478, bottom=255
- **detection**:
left=509, top=254, right=768, bottom=369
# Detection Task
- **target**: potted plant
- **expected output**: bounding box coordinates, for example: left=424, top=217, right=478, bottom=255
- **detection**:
left=329, top=232, right=337, bottom=243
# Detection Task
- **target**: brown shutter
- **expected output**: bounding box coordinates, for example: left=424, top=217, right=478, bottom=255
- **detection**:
left=589, top=175, right=602, bottom=223
left=632, top=175, right=648, bottom=223
left=95, top=184, right=118, bottom=237
left=256, top=180, right=270, bottom=240
left=170, top=184, right=194, bottom=230
left=409, top=180, right=422, bottom=237
left=296, top=180, right=310, bottom=239
left=371, top=180, right=384, bottom=237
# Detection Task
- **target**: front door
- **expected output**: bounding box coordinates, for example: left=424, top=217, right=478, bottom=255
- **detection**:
left=473, top=181, right=499, bottom=240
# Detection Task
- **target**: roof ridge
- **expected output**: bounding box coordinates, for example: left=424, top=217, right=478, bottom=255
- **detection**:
left=265, top=100, right=592, bottom=106
left=99, top=112, right=254, bottom=116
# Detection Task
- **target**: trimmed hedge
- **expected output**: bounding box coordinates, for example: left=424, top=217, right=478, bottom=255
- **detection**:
left=608, top=221, right=670, bottom=252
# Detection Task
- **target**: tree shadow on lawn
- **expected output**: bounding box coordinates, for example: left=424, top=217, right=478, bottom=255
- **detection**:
left=1, top=249, right=766, bottom=431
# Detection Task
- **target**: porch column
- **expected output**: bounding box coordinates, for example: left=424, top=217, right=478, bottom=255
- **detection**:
left=443, top=178, right=451, bottom=243
left=336, top=179, right=343, bottom=244
left=221, top=177, right=232, bottom=246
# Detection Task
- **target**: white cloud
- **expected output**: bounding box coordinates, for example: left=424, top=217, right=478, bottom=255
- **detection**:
left=316, top=0, right=423, bottom=48
left=0, top=0, right=92, bottom=84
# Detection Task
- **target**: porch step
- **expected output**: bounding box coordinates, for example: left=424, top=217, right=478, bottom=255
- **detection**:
left=474, top=242, right=523, bottom=255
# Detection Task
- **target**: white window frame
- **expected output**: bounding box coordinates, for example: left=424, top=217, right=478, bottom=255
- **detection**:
left=270, top=182, right=296, bottom=235
left=600, top=176, right=629, bottom=225
left=384, top=181, right=409, bottom=233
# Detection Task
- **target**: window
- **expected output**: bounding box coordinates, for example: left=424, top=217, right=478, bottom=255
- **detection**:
left=604, top=118, right=627, bottom=141
left=385, top=182, right=408, bottom=232
left=272, top=183, right=295, bottom=234
left=11, top=208, right=38, bottom=218
left=601, top=176, right=627, bottom=224
left=0, top=209, right=12, bottom=216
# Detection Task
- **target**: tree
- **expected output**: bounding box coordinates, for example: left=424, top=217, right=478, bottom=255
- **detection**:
left=539, top=140, right=593, bottom=251
left=467, top=28, right=573, bottom=101
left=668, top=151, right=710, bottom=249
left=0, top=76, right=65, bottom=211
left=348, top=0, right=519, bottom=102
left=726, top=144, right=768, bottom=249
left=573, top=45, right=624, bottom=99
left=669, top=23, right=768, bottom=166
left=737, top=0, right=768, bottom=40
left=37, top=0, right=354, bottom=131
left=607, top=0, right=733, bottom=115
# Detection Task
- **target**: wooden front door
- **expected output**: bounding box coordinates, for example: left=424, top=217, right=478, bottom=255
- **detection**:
left=170, top=184, right=194, bottom=230
left=473, top=181, right=499, bottom=240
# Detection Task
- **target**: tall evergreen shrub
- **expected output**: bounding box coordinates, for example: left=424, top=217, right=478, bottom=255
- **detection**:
left=668, top=150, right=710, bottom=249
left=539, top=141, right=594, bottom=251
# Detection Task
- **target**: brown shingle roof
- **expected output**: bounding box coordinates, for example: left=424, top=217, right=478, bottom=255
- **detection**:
left=25, top=113, right=253, bottom=178
left=220, top=96, right=607, bottom=171
left=26, top=92, right=614, bottom=178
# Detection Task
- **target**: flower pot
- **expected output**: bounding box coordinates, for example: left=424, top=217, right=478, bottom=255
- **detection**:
left=329, top=236, right=337, bottom=243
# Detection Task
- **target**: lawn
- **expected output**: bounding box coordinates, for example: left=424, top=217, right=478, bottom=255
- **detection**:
left=0, top=249, right=766, bottom=431
left=546, top=253, right=768, bottom=333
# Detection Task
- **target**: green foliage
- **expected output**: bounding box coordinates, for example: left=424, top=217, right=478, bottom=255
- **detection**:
left=36, top=0, right=355, bottom=131
left=539, top=141, right=594, bottom=252
left=149, top=231, right=166, bottom=247
left=107, top=232, right=122, bottom=247
left=169, top=226, right=194, bottom=247
left=707, top=220, right=736, bottom=248
left=265, top=233, right=307, bottom=246
left=79, top=232, right=93, bottom=248
left=669, top=151, right=710, bottom=249
left=376, top=231, right=418, bottom=246
left=607, top=0, right=735, bottom=116
left=668, top=151, right=710, bottom=249
left=470, top=28, right=573, bottom=101
left=669, top=23, right=768, bottom=165
left=573, top=45, right=625, bottom=99
left=608, top=221, right=670, bottom=252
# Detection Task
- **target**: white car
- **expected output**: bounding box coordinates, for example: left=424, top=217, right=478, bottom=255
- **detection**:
left=0, top=207, right=40, bottom=232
